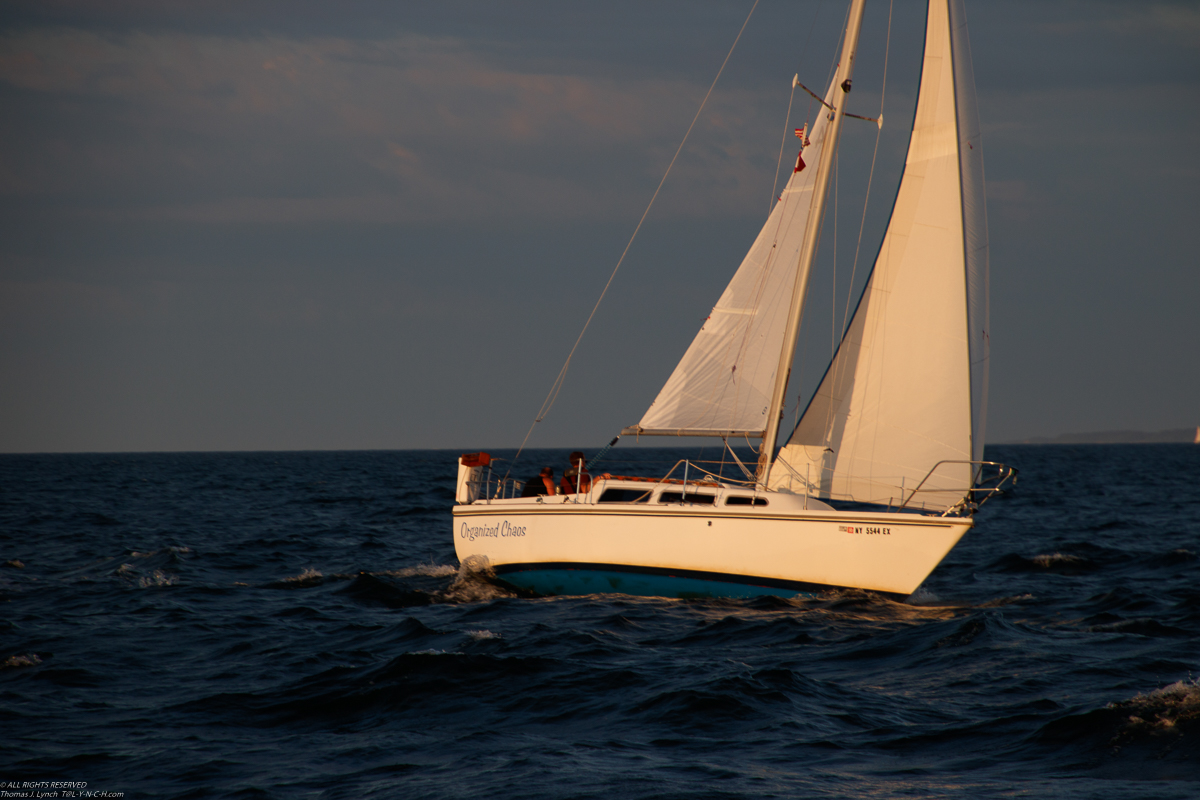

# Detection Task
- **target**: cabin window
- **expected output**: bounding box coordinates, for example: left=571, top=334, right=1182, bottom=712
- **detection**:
left=658, top=491, right=716, bottom=505
left=598, top=488, right=651, bottom=504
left=725, top=496, right=768, bottom=507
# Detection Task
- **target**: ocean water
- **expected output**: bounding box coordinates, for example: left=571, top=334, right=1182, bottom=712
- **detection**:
left=2, top=444, right=1198, bottom=799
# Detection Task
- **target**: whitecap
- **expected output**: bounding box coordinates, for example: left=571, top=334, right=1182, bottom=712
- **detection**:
left=2, top=653, right=42, bottom=669
left=384, top=564, right=458, bottom=579
left=1031, top=553, right=1085, bottom=568
left=907, top=588, right=940, bottom=605
left=282, top=568, right=323, bottom=583
left=1107, top=677, right=1200, bottom=733
left=138, top=570, right=176, bottom=588
left=439, top=556, right=520, bottom=604
left=465, top=629, right=501, bottom=641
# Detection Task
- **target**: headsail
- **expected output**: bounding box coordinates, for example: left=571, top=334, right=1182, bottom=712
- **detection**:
left=626, top=78, right=842, bottom=439
left=772, top=0, right=989, bottom=511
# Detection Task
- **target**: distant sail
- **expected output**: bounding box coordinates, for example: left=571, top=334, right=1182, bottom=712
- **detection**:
left=630, top=79, right=840, bottom=437
left=772, top=0, right=988, bottom=511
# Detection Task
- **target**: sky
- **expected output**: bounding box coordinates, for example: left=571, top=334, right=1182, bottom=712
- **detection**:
left=1, top=0, right=1197, bottom=453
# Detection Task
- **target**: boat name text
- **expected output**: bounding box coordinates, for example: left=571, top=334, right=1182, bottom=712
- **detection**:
left=460, top=520, right=527, bottom=541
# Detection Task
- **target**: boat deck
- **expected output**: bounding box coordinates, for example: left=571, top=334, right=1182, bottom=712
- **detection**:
left=470, top=475, right=835, bottom=513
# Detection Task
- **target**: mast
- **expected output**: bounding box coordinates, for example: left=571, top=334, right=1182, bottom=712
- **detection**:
left=756, top=0, right=869, bottom=487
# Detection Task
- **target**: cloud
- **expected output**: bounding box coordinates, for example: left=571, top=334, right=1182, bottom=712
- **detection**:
left=0, top=277, right=179, bottom=323
left=1032, top=1, right=1200, bottom=40
left=1147, top=4, right=1200, bottom=44
left=985, top=180, right=1042, bottom=224
left=0, top=26, right=783, bottom=226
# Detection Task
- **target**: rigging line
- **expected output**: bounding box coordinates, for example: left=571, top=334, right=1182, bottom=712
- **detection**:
left=783, top=4, right=843, bottom=448
left=724, top=438, right=756, bottom=481
left=819, top=0, right=893, bottom=452
left=504, top=0, right=761, bottom=476
left=792, top=321, right=808, bottom=432
left=795, top=79, right=835, bottom=110
left=826, top=2, right=852, bottom=94
left=792, top=126, right=838, bottom=442
left=775, top=0, right=825, bottom=213
left=832, top=151, right=837, bottom=361
left=840, top=0, right=893, bottom=343
left=771, top=85, right=797, bottom=215
left=588, top=435, right=621, bottom=469
left=801, top=0, right=848, bottom=182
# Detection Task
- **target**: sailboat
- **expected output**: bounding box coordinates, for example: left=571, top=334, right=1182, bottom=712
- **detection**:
left=452, top=0, right=1015, bottom=601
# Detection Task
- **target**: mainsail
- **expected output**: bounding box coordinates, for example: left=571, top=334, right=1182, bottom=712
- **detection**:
left=627, top=78, right=842, bottom=438
left=771, top=0, right=989, bottom=512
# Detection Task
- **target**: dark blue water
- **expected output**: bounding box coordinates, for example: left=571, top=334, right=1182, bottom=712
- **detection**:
left=2, top=444, right=1198, bottom=799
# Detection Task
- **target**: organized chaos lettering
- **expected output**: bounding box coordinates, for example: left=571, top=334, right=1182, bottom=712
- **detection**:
left=459, top=520, right=527, bottom=542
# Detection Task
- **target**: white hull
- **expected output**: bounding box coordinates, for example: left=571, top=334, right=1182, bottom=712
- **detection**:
left=453, top=479, right=970, bottom=599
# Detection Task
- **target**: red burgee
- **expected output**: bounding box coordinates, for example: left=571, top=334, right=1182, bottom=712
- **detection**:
left=794, top=151, right=806, bottom=173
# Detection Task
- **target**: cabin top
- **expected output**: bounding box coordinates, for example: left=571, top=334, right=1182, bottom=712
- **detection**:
left=469, top=475, right=833, bottom=513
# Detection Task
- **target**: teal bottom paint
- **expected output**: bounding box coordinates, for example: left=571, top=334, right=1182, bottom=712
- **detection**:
left=496, top=568, right=810, bottom=600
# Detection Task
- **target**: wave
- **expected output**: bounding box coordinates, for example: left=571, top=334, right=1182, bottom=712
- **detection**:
left=1038, top=678, right=1200, bottom=779
left=382, top=565, right=458, bottom=579
left=991, top=552, right=1100, bottom=573
left=439, top=556, right=527, bottom=605
left=464, top=629, right=501, bottom=641
left=1147, top=548, right=1197, bottom=568
left=338, top=571, right=436, bottom=608
left=137, top=569, right=176, bottom=588
left=170, top=649, right=564, bottom=728
left=1085, top=618, right=1191, bottom=637
left=252, top=561, right=522, bottom=606
left=268, top=568, right=326, bottom=588
left=2, top=653, right=43, bottom=669
left=1107, top=679, right=1200, bottom=729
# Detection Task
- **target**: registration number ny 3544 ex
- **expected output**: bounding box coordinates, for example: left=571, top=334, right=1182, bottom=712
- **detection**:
left=839, top=525, right=892, bottom=535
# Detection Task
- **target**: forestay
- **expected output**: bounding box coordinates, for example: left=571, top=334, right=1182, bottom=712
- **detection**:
left=772, top=0, right=990, bottom=511
left=627, top=79, right=841, bottom=438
